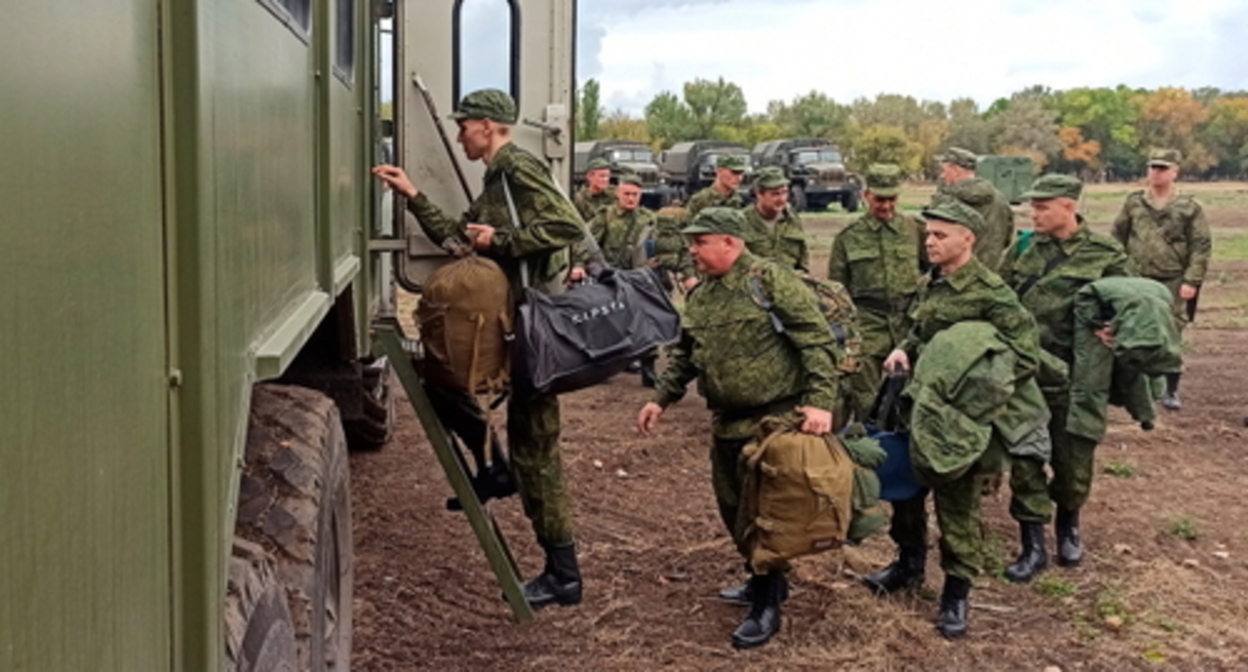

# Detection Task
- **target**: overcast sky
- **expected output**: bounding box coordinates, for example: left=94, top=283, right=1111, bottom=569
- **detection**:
left=577, top=0, right=1248, bottom=114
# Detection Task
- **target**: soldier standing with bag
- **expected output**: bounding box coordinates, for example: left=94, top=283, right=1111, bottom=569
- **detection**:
left=373, top=88, right=588, bottom=610
left=635, top=207, right=844, bottom=649
left=740, top=166, right=810, bottom=271
left=1111, top=149, right=1212, bottom=410
left=999, top=175, right=1133, bottom=582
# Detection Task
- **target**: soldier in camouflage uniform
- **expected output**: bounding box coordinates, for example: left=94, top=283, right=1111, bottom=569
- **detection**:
left=999, top=174, right=1134, bottom=583
left=653, top=204, right=700, bottom=291
left=931, top=147, right=1015, bottom=272
left=636, top=207, right=844, bottom=650
left=572, top=157, right=615, bottom=221
left=1111, top=148, right=1212, bottom=410
left=828, top=164, right=927, bottom=419
left=686, top=154, right=746, bottom=216
left=373, top=89, right=587, bottom=610
left=867, top=201, right=1042, bottom=639
left=741, top=166, right=809, bottom=271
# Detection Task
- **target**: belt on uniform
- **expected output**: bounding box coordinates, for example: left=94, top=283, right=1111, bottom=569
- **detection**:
left=853, top=295, right=911, bottom=315
left=716, top=395, right=802, bottom=423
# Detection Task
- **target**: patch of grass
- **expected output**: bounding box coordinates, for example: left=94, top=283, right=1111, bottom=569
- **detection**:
left=1142, top=648, right=1167, bottom=664
left=1094, top=586, right=1132, bottom=621
left=1152, top=616, right=1187, bottom=633
left=1213, top=231, right=1248, bottom=262
left=1103, top=461, right=1136, bottom=478
left=1167, top=516, right=1200, bottom=541
left=1034, top=575, right=1077, bottom=598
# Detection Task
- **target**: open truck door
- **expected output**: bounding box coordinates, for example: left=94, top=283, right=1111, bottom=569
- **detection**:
left=391, top=0, right=576, bottom=290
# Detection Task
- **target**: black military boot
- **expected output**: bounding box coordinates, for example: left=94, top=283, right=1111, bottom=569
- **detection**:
left=731, top=572, right=785, bottom=649
left=935, top=575, right=971, bottom=639
left=639, top=355, right=659, bottom=389
left=719, top=573, right=789, bottom=606
left=446, top=454, right=517, bottom=511
left=862, top=545, right=926, bottom=595
left=1004, top=522, right=1049, bottom=584
left=1162, top=373, right=1182, bottom=410
left=1055, top=508, right=1083, bottom=567
left=521, top=542, right=583, bottom=609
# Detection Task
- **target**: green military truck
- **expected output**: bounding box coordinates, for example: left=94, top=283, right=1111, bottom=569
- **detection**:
left=752, top=138, right=862, bottom=212
left=976, top=155, right=1036, bottom=204
left=1, top=0, right=576, bottom=669
left=658, top=140, right=753, bottom=202
left=573, top=140, right=675, bottom=209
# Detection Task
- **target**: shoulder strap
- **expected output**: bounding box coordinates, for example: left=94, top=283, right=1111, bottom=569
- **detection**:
left=746, top=268, right=787, bottom=334
left=502, top=172, right=608, bottom=289
left=1015, top=242, right=1073, bottom=298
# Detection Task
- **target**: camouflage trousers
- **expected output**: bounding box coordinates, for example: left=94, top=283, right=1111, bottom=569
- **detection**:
left=887, top=471, right=985, bottom=581
left=1009, top=404, right=1099, bottom=522
left=710, top=436, right=751, bottom=560
left=847, top=354, right=886, bottom=423
left=426, top=384, right=573, bottom=546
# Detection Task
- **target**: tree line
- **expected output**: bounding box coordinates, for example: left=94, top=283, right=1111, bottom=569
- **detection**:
left=576, top=78, right=1248, bottom=181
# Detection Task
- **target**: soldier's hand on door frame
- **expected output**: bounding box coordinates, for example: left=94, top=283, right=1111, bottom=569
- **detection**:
left=371, top=165, right=418, bottom=199
left=798, top=406, right=832, bottom=435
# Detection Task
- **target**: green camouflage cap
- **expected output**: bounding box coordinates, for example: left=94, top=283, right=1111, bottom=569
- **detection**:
left=922, top=200, right=985, bottom=236
left=616, top=171, right=643, bottom=186
left=1148, top=148, right=1182, bottom=168
left=716, top=154, right=747, bottom=172
left=865, top=163, right=904, bottom=197
left=1021, top=173, right=1082, bottom=200
left=680, top=206, right=747, bottom=238
left=752, top=166, right=788, bottom=190
left=939, top=147, right=978, bottom=170
left=585, top=157, right=612, bottom=171
left=450, top=88, right=518, bottom=124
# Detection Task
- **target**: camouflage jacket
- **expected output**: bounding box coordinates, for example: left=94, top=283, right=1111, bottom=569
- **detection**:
left=652, top=206, right=693, bottom=276
left=899, top=258, right=1041, bottom=383
left=1001, top=219, right=1133, bottom=366
left=407, top=142, right=585, bottom=295
left=687, top=184, right=743, bottom=216
left=741, top=205, right=809, bottom=271
left=1111, top=190, right=1211, bottom=286
left=932, top=178, right=1014, bottom=272
left=654, top=251, right=842, bottom=439
left=572, top=185, right=616, bottom=222
left=579, top=204, right=658, bottom=270
left=828, top=212, right=927, bottom=357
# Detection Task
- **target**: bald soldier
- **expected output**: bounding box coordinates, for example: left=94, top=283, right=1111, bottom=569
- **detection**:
left=687, top=154, right=747, bottom=216
left=828, top=164, right=927, bottom=418
left=374, top=89, right=587, bottom=610
left=931, top=147, right=1015, bottom=271
left=1112, top=148, right=1212, bottom=411
left=999, top=174, right=1133, bottom=582
left=740, top=166, right=810, bottom=271
left=573, top=157, right=616, bottom=222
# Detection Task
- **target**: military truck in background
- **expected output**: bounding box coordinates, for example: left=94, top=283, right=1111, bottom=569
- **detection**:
left=752, top=138, right=862, bottom=212
left=573, top=140, right=675, bottom=209
left=659, top=140, right=753, bottom=202
left=976, top=155, right=1036, bottom=204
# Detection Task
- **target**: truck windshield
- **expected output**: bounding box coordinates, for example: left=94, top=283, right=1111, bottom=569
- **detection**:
left=611, top=148, right=654, bottom=163
left=703, top=153, right=751, bottom=169
left=793, top=149, right=842, bottom=165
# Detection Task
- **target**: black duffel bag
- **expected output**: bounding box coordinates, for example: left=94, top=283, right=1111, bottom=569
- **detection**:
left=513, top=268, right=680, bottom=395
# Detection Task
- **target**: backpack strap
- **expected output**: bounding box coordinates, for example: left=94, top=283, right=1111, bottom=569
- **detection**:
left=1015, top=243, right=1072, bottom=299
left=746, top=267, right=787, bottom=334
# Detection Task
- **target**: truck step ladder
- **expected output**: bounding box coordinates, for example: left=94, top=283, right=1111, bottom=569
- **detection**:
left=373, top=319, right=534, bottom=622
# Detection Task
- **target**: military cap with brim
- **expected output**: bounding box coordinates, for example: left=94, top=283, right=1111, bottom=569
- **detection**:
left=1148, top=148, right=1182, bottom=168
left=939, top=147, right=978, bottom=170
left=922, top=200, right=985, bottom=237
left=680, top=206, right=748, bottom=238
left=1021, top=174, right=1083, bottom=200
left=716, top=154, right=747, bottom=171
left=586, top=157, right=611, bottom=171
left=616, top=171, right=643, bottom=186
left=449, top=88, right=518, bottom=124
left=865, top=163, right=904, bottom=197
left=752, top=166, right=788, bottom=190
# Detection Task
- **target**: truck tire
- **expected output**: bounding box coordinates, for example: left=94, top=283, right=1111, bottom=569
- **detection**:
left=842, top=189, right=861, bottom=213
left=226, top=538, right=299, bottom=672
left=233, top=384, right=354, bottom=671
left=344, top=356, right=395, bottom=451
left=791, top=184, right=808, bottom=212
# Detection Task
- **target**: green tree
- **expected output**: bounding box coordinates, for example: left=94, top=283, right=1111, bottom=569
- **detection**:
left=1050, top=86, right=1143, bottom=179
left=1137, top=87, right=1215, bottom=175
left=1202, top=96, right=1248, bottom=177
left=989, top=97, right=1062, bottom=168
left=849, top=125, right=924, bottom=175
left=644, top=91, right=694, bottom=148
left=576, top=78, right=603, bottom=141
left=597, top=110, right=653, bottom=149
left=768, top=91, right=852, bottom=139
left=683, top=77, right=748, bottom=139
left=944, top=98, right=992, bottom=154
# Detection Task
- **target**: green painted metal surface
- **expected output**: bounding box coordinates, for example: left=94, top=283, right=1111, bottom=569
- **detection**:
left=0, top=3, right=172, bottom=670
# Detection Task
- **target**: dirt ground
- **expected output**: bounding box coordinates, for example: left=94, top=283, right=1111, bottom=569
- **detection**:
left=349, top=185, right=1248, bottom=671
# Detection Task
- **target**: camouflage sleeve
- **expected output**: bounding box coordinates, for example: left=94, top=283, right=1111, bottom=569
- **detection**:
left=653, top=329, right=698, bottom=408
left=1105, top=244, right=1135, bottom=278
left=998, top=240, right=1021, bottom=289
left=764, top=266, right=841, bottom=412
left=986, top=287, right=1042, bottom=380
left=406, top=193, right=466, bottom=247
left=569, top=213, right=601, bottom=269
left=489, top=154, right=585, bottom=258
left=1184, top=202, right=1212, bottom=286
left=1110, top=199, right=1132, bottom=247
left=827, top=230, right=849, bottom=285
left=798, top=235, right=811, bottom=273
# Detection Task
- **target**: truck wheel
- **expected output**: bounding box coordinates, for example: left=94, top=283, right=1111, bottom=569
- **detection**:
left=344, top=356, right=395, bottom=451
left=791, top=184, right=808, bottom=212
left=842, top=189, right=861, bottom=213
left=226, top=539, right=299, bottom=672
left=234, top=384, right=354, bottom=671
